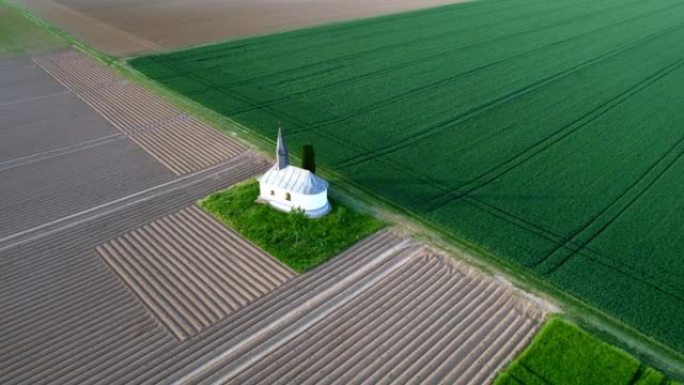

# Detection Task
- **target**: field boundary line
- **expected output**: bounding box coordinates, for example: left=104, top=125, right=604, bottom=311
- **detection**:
left=0, top=89, right=69, bottom=109
left=0, top=153, right=259, bottom=252
left=0, top=133, right=125, bottom=172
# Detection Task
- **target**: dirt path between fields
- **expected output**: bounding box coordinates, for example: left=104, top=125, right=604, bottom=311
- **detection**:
left=15, top=0, right=469, bottom=56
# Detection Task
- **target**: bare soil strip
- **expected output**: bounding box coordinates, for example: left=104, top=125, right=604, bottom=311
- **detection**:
left=97, top=205, right=295, bottom=341
left=15, top=0, right=468, bottom=56
left=32, top=49, right=248, bottom=175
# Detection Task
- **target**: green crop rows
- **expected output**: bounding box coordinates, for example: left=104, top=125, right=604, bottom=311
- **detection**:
left=494, top=318, right=681, bottom=385
left=131, top=0, right=684, bottom=353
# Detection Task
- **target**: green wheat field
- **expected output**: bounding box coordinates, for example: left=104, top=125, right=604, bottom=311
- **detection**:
left=131, top=0, right=684, bottom=353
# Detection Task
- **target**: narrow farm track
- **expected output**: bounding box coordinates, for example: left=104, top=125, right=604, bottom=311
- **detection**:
left=535, top=148, right=684, bottom=274
left=33, top=50, right=247, bottom=175
left=98, top=206, right=294, bottom=341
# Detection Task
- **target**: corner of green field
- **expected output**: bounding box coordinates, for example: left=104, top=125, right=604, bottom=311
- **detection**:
left=494, top=316, right=682, bottom=385
left=197, top=179, right=385, bottom=273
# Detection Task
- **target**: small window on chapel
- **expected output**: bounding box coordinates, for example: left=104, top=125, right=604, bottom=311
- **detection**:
left=285, top=192, right=291, bottom=201
left=270, top=190, right=275, bottom=196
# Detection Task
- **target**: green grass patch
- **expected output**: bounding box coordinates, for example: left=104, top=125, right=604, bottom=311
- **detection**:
left=199, top=180, right=384, bottom=273
left=130, top=0, right=684, bottom=354
left=635, top=367, right=666, bottom=385
left=495, top=318, right=678, bottom=385
left=0, top=0, right=66, bottom=58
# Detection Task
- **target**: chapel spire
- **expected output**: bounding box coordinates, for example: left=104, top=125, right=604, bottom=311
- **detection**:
left=276, top=126, right=289, bottom=170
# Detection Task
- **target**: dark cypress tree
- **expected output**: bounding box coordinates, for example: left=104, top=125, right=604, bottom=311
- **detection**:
left=301, top=144, right=316, bottom=174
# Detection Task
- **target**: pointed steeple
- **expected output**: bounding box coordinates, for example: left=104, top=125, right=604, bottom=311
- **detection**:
left=276, top=127, right=289, bottom=170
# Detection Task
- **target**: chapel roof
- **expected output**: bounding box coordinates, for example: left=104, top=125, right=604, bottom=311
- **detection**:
left=260, top=165, right=328, bottom=195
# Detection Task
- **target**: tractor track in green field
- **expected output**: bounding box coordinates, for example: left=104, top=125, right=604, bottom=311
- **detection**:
left=416, top=29, right=684, bottom=210
left=463, top=196, right=684, bottom=297
left=188, top=0, right=633, bottom=91
left=573, top=248, right=684, bottom=303
left=433, top=193, right=684, bottom=297
left=336, top=18, right=684, bottom=173
left=538, top=148, right=684, bottom=275
left=457, top=196, right=605, bottom=256
left=307, top=49, right=684, bottom=300
left=423, top=54, right=684, bottom=297
left=177, top=0, right=676, bottom=131
left=339, top=131, right=684, bottom=303
left=519, top=67, right=684, bottom=273
left=255, top=0, right=670, bottom=129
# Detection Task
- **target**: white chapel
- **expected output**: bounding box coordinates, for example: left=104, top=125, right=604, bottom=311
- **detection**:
left=258, top=129, right=331, bottom=218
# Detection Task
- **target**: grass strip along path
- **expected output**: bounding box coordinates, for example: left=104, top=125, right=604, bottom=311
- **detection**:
left=495, top=318, right=683, bottom=385
left=0, top=0, right=65, bottom=58
left=200, top=181, right=384, bottom=273
left=131, top=0, right=684, bottom=356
